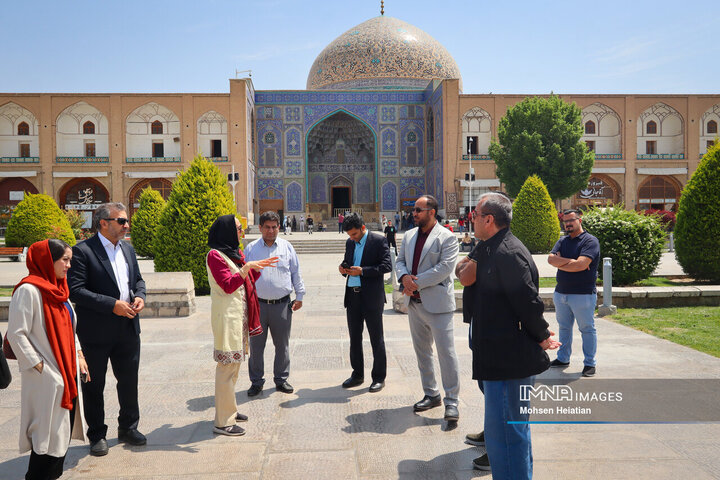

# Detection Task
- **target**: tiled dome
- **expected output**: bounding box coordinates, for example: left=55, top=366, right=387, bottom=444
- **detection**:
left=306, top=16, right=462, bottom=90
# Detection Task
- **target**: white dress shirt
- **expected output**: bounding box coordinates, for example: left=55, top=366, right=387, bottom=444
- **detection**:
left=98, top=232, right=131, bottom=302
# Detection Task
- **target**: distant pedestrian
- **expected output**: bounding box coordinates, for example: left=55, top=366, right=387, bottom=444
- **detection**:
left=547, top=209, right=600, bottom=377
left=338, top=213, right=345, bottom=233
left=395, top=211, right=400, bottom=230
left=291, top=215, right=297, bottom=232
left=306, top=216, right=314, bottom=234
left=299, top=216, right=305, bottom=232
left=381, top=214, right=388, bottom=230
left=384, top=220, right=398, bottom=255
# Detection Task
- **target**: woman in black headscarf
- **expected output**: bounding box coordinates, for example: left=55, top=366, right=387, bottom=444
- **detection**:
left=205, top=214, right=277, bottom=436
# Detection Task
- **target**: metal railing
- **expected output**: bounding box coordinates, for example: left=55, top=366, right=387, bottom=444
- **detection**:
left=126, top=157, right=181, bottom=163
left=0, top=157, right=39, bottom=163
left=594, top=153, right=623, bottom=160
left=636, top=153, right=685, bottom=160
left=461, top=154, right=492, bottom=161
left=333, top=207, right=363, bottom=218
left=208, top=156, right=229, bottom=162
left=56, top=156, right=109, bottom=163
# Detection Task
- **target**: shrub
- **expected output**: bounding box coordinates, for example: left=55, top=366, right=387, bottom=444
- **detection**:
left=154, top=155, right=235, bottom=293
left=65, top=209, right=90, bottom=241
left=675, top=142, right=720, bottom=281
left=643, top=209, right=676, bottom=232
left=6, top=193, right=76, bottom=247
left=510, top=175, right=560, bottom=253
left=131, top=187, right=166, bottom=258
left=582, top=206, right=665, bottom=285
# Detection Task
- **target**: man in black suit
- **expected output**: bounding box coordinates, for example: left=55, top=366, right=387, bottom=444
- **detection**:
left=68, top=203, right=147, bottom=457
left=338, top=213, right=392, bottom=393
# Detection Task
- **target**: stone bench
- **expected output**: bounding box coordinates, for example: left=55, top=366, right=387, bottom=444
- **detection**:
left=0, top=272, right=196, bottom=321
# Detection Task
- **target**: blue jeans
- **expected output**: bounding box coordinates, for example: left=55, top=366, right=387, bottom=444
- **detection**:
left=554, top=292, right=597, bottom=367
left=481, top=377, right=534, bottom=480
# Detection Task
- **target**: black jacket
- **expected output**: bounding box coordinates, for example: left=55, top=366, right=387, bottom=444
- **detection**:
left=468, top=228, right=550, bottom=381
left=342, top=231, right=392, bottom=310
left=68, top=234, right=146, bottom=342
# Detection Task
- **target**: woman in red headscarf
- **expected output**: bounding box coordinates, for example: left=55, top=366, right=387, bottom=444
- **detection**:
left=7, top=239, right=89, bottom=480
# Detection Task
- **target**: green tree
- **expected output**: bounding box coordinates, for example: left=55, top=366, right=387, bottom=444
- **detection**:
left=154, top=155, right=235, bottom=293
left=131, top=187, right=166, bottom=258
left=674, top=142, right=720, bottom=281
left=489, top=95, right=594, bottom=200
left=6, top=193, right=76, bottom=247
left=582, top=206, right=665, bottom=285
left=510, top=175, right=560, bottom=253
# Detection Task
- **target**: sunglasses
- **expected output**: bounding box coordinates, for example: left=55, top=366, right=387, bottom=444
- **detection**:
left=413, top=207, right=432, bottom=213
left=103, top=217, right=129, bottom=226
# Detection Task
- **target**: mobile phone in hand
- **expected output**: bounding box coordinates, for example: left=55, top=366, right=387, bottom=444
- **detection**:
left=80, top=372, right=88, bottom=383
left=340, top=261, right=350, bottom=269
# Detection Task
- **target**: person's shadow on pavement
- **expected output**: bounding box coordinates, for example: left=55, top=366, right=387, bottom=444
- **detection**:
left=398, top=448, right=490, bottom=478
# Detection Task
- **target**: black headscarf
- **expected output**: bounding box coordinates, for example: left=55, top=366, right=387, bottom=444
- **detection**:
left=208, top=214, right=244, bottom=263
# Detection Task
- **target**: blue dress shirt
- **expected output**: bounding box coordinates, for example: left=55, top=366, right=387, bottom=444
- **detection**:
left=347, top=230, right=368, bottom=287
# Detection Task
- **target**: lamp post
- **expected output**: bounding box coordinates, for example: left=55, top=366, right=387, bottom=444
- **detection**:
left=227, top=165, right=240, bottom=211
left=467, top=137, right=474, bottom=234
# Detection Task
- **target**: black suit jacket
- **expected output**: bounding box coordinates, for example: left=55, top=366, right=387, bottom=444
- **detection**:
left=342, top=231, right=392, bottom=310
left=68, top=234, right=147, bottom=343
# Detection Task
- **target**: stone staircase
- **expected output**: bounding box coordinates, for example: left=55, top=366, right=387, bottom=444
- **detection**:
left=243, top=235, right=347, bottom=254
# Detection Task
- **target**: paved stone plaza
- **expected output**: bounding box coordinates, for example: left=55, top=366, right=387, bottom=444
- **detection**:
left=1, top=246, right=719, bottom=479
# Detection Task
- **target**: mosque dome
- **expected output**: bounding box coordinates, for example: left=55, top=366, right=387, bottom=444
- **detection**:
left=306, top=16, right=462, bottom=90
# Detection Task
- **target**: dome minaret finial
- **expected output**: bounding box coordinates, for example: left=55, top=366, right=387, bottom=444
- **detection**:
left=381, top=0, right=384, bottom=15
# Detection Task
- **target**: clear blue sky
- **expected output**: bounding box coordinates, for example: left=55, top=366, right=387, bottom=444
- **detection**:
left=2, top=0, right=717, bottom=95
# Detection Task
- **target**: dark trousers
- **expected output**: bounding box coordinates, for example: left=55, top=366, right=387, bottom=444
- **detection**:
left=386, top=237, right=397, bottom=255
left=249, top=299, right=293, bottom=386
left=346, top=289, right=386, bottom=382
left=26, top=398, right=75, bottom=480
left=81, top=326, right=141, bottom=442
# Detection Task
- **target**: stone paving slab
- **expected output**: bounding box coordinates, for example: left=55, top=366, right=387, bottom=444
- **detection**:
left=1, top=252, right=719, bottom=479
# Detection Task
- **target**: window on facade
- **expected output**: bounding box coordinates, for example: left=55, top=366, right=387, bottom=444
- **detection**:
left=83, top=121, right=95, bottom=134
left=211, top=139, right=222, bottom=157
left=585, top=120, right=596, bottom=134
left=264, top=108, right=273, bottom=119
left=264, top=132, right=275, bottom=144
left=585, top=140, right=595, bottom=152
left=151, top=121, right=163, bottom=134
left=264, top=149, right=275, bottom=167
left=336, top=149, right=345, bottom=163
left=407, top=146, right=417, bottom=165
left=646, top=141, right=657, bottom=154
left=85, top=142, right=96, bottom=157
left=646, top=121, right=657, bottom=134
left=709, top=140, right=716, bottom=150
left=466, top=136, right=478, bottom=154
left=427, top=111, right=434, bottom=140
left=708, top=120, right=718, bottom=134
left=17, top=122, right=29, bottom=135
left=19, top=143, right=30, bottom=158
left=638, top=176, right=679, bottom=210
left=152, top=142, right=164, bottom=158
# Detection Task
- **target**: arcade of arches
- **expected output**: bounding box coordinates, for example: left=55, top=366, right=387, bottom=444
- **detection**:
left=0, top=178, right=39, bottom=207
left=128, top=178, right=172, bottom=218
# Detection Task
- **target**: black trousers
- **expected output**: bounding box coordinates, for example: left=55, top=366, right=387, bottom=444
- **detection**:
left=386, top=237, right=397, bottom=255
left=26, top=398, right=76, bottom=480
left=81, top=325, right=141, bottom=442
left=346, top=289, right=386, bottom=382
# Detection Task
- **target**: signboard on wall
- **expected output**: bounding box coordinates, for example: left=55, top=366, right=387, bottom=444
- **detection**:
left=9, top=191, right=24, bottom=201
left=578, top=177, right=613, bottom=199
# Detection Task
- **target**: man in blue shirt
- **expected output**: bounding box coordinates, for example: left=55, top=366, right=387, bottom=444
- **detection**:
left=245, top=211, right=306, bottom=396
left=548, top=209, right=601, bottom=377
left=339, top=213, right=392, bottom=393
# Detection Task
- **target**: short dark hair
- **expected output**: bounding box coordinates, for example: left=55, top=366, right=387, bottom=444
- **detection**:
left=420, top=195, right=439, bottom=217
left=48, top=238, right=71, bottom=262
left=342, top=213, right=364, bottom=231
left=259, top=210, right=281, bottom=226
left=93, top=202, right=126, bottom=230
left=479, top=192, right=513, bottom=228
left=562, top=209, right=582, bottom=217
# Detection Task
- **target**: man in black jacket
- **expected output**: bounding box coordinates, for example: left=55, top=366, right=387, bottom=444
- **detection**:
left=68, top=203, right=147, bottom=457
left=339, top=213, right=392, bottom=393
left=456, top=192, right=559, bottom=478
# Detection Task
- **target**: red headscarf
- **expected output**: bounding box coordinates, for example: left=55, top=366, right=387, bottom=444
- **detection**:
left=14, top=240, right=77, bottom=410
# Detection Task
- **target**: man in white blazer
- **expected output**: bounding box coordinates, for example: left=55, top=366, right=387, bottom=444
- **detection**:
left=396, top=195, right=460, bottom=422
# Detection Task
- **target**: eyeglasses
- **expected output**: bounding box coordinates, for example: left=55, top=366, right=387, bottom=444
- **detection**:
left=562, top=218, right=579, bottom=225
left=103, top=217, right=129, bottom=226
left=413, top=207, right=432, bottom=213
left=471, top=211, right=490, bottom=220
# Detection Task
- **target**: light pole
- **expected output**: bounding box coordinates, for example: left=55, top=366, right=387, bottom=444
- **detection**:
left=467, top=137, right=474, bottom=234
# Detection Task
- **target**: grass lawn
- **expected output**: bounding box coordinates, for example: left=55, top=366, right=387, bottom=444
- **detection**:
left=609, top=307, right=720, bottom=358
left=0, top=287, right=13, bottom=296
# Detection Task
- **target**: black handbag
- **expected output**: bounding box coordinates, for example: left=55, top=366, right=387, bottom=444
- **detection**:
left=3, top=333, right=16, bottom=360
left=0, top=339, right=11, bottom=389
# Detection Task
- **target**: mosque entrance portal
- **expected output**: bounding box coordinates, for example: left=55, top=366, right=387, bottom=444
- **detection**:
left=307, top=110, right=376, bottom=220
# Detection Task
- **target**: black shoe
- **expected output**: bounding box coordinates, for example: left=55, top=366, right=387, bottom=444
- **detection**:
left=369, top=381, right=384, bottom=393
left=118, top=429, right=147, bottom=446
left=89, top=438, right=108, bottom=456
left=465, top=431, right=485, bottom=446
left=235, top=412, right=248, bottom=422
left=342, top=376, right=364, bottom=388
left=444, top=405, right=459, bottom=421
left=550, top=359, right=570, bottom=368
left=247, top=384, right=263, bottom=397
left=213, top=425, right=246, bottom=436
left=275, top=381, right=294, bottom=393
left=582, top=366, right=596, bottom=377
left=473, top=453, right=491, bottom=471
left=413, top=394, right=442, bottom=412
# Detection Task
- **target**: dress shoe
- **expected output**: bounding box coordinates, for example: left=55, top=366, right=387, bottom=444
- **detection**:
left=275, top=381, right=294, bottom=393
left=235, top=412, right=248, bottom=422
left=89, top=438, right=108, bottom=456
left=247, top=384, right=263, bottom=397
left=369, top=381, right=384, bottom=393
left=118, top=428, right=147, bottom=446
left=444, top=405, right=459, bottom=421
left=342, top=376, right=364, bottom=388
left=213, top=425, right=245, bottom=436
left=413, top=394, right=442, bottom=412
